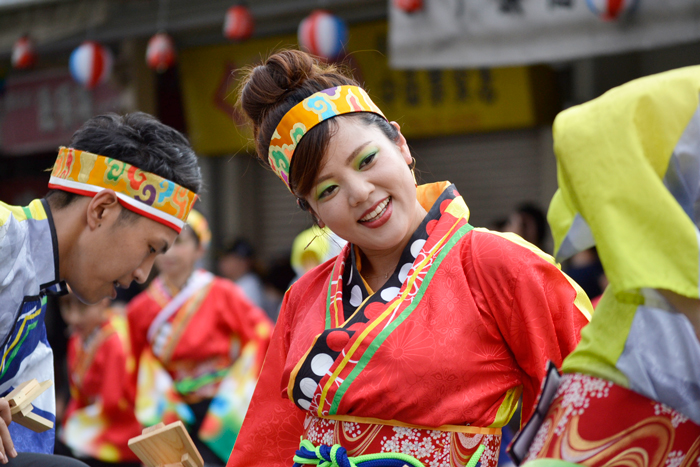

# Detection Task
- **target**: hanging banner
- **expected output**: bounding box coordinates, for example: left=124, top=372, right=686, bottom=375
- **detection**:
left=0, top=69, right=123, bottom=155
left=389, top=0, right=700, bottom=69
left=179, top=22, right=553, bottom=155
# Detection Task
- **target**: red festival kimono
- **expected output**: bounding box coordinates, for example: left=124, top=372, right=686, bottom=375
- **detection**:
left=227, top=182, right=592, bottom=467
left=62, top=313, right=142, bottom=463
left=127, top=272, right=272, bottom=461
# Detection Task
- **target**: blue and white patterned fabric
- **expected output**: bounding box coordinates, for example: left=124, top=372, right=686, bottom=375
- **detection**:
left=0, top=198, right=67, bottom=453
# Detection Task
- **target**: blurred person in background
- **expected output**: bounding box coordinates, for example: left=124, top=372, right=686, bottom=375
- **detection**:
left=260, top=256, right=296, bottom=323
left=56, top=293, right=142, bottom=467
left=561, top=247, right=606, bottom=304
left=217, top=239, right=265, bottom=312
left=127, top=210, right=272, bottom=466
left=226, top=49, right=592, bottom=467
left=0, top=112, right=200, bottom=466
left=503, top=202, right=548, bottom=251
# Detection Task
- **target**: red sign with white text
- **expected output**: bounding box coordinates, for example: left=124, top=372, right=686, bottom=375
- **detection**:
left=0, top=69, right=123, bottom=155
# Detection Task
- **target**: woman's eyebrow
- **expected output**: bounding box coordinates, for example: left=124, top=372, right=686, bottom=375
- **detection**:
left=344, top=140, right=371, bottom=165
left=316, top=140, right=371, bottom=184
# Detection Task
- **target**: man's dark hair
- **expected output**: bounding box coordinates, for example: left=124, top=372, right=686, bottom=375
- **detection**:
left=46, top=112, right=202, bottom=223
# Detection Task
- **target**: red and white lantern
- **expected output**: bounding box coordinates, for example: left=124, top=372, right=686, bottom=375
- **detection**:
left=224, top=5, right=254, bottom=41
left=69, top=41, right=113, bottom=89
left=11, top=36, right=36, bottom=69
left=586, top=0, right=638, bottom=21
left=298, top=10, right=348, bottom=61
left=393, top=0, right=423, bottom=14
left=146, top=32, right=176, bottom=72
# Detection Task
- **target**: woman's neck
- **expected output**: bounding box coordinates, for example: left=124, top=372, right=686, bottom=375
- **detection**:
left=358, top=246, right=404, bottom=292
left=163, top=267, right=195, bottom=292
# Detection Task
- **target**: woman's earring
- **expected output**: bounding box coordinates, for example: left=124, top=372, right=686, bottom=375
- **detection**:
left=296, top=197, right=309, bottom=211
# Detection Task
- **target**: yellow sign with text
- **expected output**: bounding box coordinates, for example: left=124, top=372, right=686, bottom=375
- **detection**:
left=179, top=22, right=540, bottom=156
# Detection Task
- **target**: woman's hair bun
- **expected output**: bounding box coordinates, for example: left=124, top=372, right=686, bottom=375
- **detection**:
left=239, top=50, right=316, bottom=127
left=237, top=49, right=358, bottom=164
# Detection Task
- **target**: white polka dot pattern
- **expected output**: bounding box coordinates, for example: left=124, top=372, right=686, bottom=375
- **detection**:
left=380, top=287, right=401, bottom=302
left=311, top=353, right=334, bottom=376
left=410, top=239, right=426, bottom=258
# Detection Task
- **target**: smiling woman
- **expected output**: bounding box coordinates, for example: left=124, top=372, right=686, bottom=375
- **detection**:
left=227, top=50, right=593, bottom=467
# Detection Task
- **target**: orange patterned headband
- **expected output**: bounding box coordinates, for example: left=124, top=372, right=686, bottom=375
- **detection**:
left=49, top=147, right=197, bottom=233
left=269, top=85, right=386, bottom=192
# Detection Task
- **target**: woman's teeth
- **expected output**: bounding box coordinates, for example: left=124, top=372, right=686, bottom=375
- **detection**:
left=360, top=197, right=390, bottom=222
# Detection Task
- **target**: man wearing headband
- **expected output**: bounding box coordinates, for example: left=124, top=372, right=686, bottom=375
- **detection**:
left=0, top=112, right=201, bottom=465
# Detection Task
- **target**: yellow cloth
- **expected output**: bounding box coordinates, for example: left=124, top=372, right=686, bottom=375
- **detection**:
left=549, top=66, right=700, bottom=384
left=549, top=65, right=700, bottom=301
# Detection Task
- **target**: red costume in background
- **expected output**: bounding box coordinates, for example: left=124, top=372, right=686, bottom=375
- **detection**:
left=63, top=313, right=142, bottom=464
left=127, top=274, right=272, bottom=462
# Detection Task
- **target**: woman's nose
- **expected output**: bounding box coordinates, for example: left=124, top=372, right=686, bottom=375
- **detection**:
left=347, top=177, right=373, bottom=207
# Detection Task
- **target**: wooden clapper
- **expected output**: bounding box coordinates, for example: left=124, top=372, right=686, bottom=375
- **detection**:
left=5, top=379, right=53, bottom=432
left=128, top=421, right=204, bottom=467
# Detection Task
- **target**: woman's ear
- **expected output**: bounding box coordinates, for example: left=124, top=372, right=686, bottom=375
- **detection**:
left=390, top=121, right=411, bottom=165
left=195, top=245, right=207, bottom=261
left=307, top=206, right=326, bottom=229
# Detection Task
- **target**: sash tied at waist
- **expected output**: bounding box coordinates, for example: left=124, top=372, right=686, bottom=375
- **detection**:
left=301, top=414, right=501, bottom=467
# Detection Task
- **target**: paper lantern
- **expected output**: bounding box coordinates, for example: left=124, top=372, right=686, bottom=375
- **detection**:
left=12, top=36, right=36, bottom=69
left=224, top=5, right=254, bottom=40
left=393, top=0, right=423, bottom=13
left=146, top=33, right=176, bottom=72
left=298, top=10, right=348, bottom=61
left=69, top=41, right=113, bottom=89
left=586, top=0, right=638, bottom=21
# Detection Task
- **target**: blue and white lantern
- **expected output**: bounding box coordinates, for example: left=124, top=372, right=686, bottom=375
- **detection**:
left=298, top=10, right=348, bottom=61
left=69, top=41, right=113, bottom=89
left=586, top=0, right=638, bottom=21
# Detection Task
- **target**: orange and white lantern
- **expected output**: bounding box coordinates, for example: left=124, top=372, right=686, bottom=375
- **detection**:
left=223, top=5, right=254, bottom=41
left=393, top=0, right=423, bottom=13
left=12, top=36, right=36, bottom=69
left=146, top=32, right=176, bottom=72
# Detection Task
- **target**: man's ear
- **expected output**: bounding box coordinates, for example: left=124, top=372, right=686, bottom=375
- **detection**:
left=86, top=190, right=121, bottom=230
